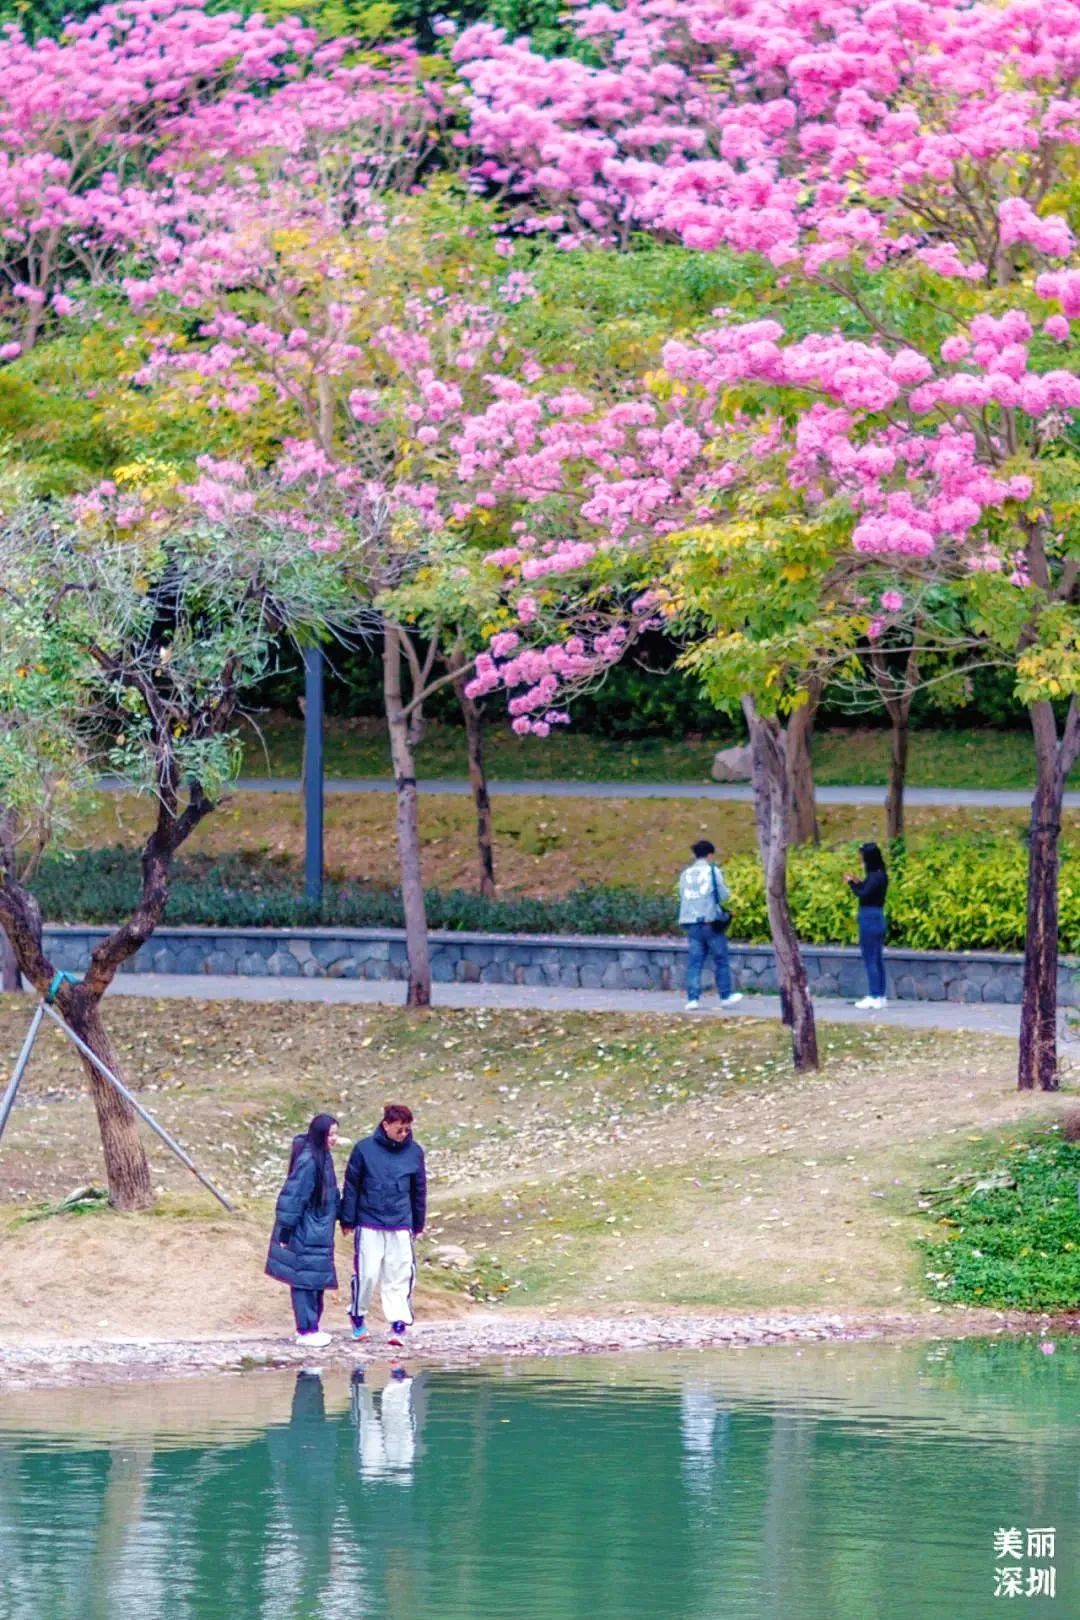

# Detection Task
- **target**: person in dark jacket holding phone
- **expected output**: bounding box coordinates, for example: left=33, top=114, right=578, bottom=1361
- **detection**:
left=846, top=841, right=889, bottom=1010
left=340, top=1104, right=426, bottom=1348
left=266, top=1113, right=340, bottom=1347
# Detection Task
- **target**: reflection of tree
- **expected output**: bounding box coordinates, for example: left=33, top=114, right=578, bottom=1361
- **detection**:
left=87, top=1443, right=155, bottom=1620
left=264, top=1372, right=339, bottom=1620
left=0, top=1441, right=26, bottom=1618
left=760, top=1414, right=817, bottom=1617
left=679, top=1383, right=731, bottom=1497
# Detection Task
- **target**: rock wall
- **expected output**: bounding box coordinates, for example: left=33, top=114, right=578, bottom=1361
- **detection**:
left=39, top=925, right=1076, bottom=1005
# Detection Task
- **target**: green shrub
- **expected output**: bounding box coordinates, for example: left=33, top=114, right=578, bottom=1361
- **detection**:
left=29, top=833, right=1079, bottom=954
left=721, top=833, right=1069, bottom=954
left=919, top=1132, right=1080, bottom=1310
left=28, top=848, right=675, bottom=936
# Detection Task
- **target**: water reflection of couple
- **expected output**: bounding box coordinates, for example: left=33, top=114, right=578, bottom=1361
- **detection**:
left=351, top=1368, right=422, bottom=1484
left=274, top=1368, right=422, bottom=1489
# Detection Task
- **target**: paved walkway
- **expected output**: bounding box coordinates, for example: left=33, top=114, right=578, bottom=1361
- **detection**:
left=103, top=972, right=1023, bottom=1038
left=99, top=775, right=1060, bottom=809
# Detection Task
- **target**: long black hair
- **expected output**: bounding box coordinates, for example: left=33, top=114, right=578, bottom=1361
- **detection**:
left=294, top=1113, right=337, bottom=1209
left=859, top=841, right=886, bottom=873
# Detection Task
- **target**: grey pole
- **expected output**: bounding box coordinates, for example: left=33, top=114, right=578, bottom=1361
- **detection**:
left=0, top=1001, right=44, bottom=1146
left=304, top=644, right=324, bottom=907
left=40, top=1002, right=235, bottom=1212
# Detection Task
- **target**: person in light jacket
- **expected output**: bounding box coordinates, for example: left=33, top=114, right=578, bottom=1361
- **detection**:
left=678, top=839, right=743, bottom=1012
left=266, top=1113, right=340, bottom=1348
left=340, top=1104, right=426, bottom=1348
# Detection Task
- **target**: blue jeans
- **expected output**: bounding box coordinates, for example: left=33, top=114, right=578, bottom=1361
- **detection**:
left=684, top=922, right=733, bottom=1000
left=291, top=1288, right=325, bottom=1334
left=858, top=907, right=887, bottom=998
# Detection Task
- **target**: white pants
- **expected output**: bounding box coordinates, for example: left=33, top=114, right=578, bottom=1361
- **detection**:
left=353, top=1378, right=416, bottom=1483
left=351, top=1227, right=415, bottom=1326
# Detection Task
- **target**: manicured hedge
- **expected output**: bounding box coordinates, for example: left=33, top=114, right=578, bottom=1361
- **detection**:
left=29, top=834, right=1078, bottom=954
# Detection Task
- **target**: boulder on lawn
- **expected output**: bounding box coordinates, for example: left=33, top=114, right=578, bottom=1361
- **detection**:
left=711, top=745, right=752, bottom=782
left=431, top=1243, right=473, bottom=1270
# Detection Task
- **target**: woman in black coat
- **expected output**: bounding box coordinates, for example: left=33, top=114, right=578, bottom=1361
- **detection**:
left=845, top=841, right=889, bottom=1010
left=266, top=1113, right=341, bottom=1346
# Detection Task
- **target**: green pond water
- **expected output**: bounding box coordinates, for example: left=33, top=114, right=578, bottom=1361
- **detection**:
left=0, top=1338, right=1075, bottom=1620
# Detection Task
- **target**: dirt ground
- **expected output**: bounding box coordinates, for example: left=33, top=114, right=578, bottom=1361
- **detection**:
left=0, top=995, right=1073, bottom=1370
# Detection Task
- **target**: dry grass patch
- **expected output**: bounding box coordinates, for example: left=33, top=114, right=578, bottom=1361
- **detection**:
left=65, top=791, right=1058, bottom=899
left=0, top=996, right=1071, bottom=1329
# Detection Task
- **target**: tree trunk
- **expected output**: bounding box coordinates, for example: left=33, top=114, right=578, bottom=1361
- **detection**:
left=869, top=643, right=917, bottom=844
left=1, top=810, right=154, bottom=1203
left=454, top=677, right=496, bottom=898
left=384, top=626, right=431, bottom=1008
left=786, top=687, right=820, bottom=846
left=0, top=929, right=19, bottom=992
left=885, top=708, right=910, bottom=842
left=743, top=698, right=819, bottom=1072
left=67, top=989, right=154, bottom=1210
left=1018, top=698, right=1080, bottom=1091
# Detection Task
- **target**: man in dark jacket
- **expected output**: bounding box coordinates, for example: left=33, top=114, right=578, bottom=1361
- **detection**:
left=340, top=1103, right=426, bottom=1347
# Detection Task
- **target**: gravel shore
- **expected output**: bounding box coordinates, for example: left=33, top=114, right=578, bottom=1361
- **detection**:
left=1, top=1307, right=1072, bottom=1391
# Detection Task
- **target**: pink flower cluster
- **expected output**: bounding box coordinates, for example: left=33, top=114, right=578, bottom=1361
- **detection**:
left=0, top=0, right=441, bottom=360
left=465, top=628, right=627, bottom=734
left=455, top=0, right=1080, bottom=282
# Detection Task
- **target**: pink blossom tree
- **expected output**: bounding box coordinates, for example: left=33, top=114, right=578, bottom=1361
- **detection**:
left=458, top=0, right=1080, bottom=1088
left=121, top=168, right=550, bottom=1000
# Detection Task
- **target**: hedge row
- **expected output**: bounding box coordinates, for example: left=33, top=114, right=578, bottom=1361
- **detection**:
left=30, top=834, right=1078, bottom=954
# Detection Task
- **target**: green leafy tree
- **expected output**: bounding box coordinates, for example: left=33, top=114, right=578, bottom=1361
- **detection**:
left=0, top=491, right=365, bottom=1208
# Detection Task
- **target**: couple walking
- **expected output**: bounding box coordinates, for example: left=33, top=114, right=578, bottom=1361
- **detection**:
left=266, top=1103, right=426, bottom=1350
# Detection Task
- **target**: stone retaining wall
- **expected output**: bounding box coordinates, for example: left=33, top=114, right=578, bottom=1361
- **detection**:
left=39, top=925, right=1076, bottom=1006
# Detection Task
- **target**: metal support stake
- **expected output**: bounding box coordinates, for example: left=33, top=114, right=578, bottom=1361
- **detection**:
left=304, top=644, right=325, bottom=908
left=40, top=1002, right=235, bottom=1212
left=0, top=1001, right=44, bottom=1147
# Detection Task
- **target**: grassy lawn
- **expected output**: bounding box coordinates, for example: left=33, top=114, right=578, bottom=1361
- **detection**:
left=0, top=996, right=1070, bottom=1332
left=67, top=790, right=1062, bottom=899
left=240, top=712, right=1064, bottom=791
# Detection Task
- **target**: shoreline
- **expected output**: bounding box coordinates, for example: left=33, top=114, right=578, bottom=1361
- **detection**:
left=0, top=1306, right=1074, bottom=1392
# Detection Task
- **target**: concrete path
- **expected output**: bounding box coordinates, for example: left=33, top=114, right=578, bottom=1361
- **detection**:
left=103, top=971, right=1023, bottom=1039
left=96, top=775, right=1063, bottom=809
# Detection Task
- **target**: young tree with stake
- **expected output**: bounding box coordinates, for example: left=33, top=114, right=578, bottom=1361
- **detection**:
left=0, top=491, right=365, bottom=1208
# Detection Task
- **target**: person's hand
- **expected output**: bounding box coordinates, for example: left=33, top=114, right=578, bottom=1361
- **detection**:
left=844, top=872, right=856, bottom=882
left=341, top=1224, right=354, bottom=1235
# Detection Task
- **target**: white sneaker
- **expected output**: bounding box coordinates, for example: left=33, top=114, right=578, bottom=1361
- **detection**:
left=854, top=996, right=876, bottom=1010
left=720, top=993, right=744, bottom=1006
left=684, top=999, right=701, bottom=1011
left=872, top=996, right=888, bottom=1009
left=295, top=1330, right=331, bottom=1348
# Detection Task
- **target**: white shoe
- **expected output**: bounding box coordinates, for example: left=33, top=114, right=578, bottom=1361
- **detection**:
left=872, top=996, right=888, bottom=1009
left=854, top=996, right=876, bottom=1009
left=684, top=999, right=701, bottom=1011
left=295, top=1330, right=331, bottom=1348
left=720, top=993, right=744, bottom=1006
